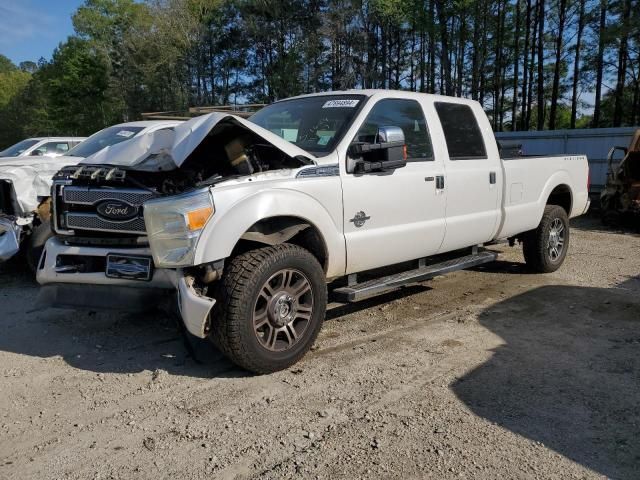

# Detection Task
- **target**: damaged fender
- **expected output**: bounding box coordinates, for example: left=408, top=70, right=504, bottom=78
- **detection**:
left=178, top=275, right=216, bottom=338
left=0, top=156, right=84, bottom=213
left=194, top=188, right=346, bottom=278
left=0, top=217, right=20, bottom=261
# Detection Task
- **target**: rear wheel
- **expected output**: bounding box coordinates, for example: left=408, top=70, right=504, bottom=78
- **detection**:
left=523, top=205, right=570, bottom=273
left=210, top=244, right=327, bottom=374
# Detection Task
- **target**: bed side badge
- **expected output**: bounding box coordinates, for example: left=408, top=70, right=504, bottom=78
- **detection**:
left=350, top=211, right=370, bottom=228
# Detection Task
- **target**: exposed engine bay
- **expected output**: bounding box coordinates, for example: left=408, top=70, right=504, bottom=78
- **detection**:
left=51, top=114, right=313, bottom=244
left=56, top=121, right=308, bottom=195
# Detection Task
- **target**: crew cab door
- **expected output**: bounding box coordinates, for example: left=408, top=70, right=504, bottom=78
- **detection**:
left=433, top=101, right=501, bottom=251
left=341, top=98, right=447, bottom=274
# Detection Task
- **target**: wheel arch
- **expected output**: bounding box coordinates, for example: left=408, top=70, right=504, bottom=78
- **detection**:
left=194, top=189, right=345, bottom=278
left=546, top=183, right=573, bottom=215
left=231, top=215, right=329, bottom=273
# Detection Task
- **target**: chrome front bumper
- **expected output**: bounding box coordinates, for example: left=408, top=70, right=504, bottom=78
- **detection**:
left=36, top=236, right=215, bottom=338
left=0, top=218, right=21, bottom=262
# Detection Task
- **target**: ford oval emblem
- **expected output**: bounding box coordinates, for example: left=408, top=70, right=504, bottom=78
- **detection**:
left=96, top=200, right=138, bottom=221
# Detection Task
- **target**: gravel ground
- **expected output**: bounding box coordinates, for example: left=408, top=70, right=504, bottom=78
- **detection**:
left=0, top=215, right=639, bottom=480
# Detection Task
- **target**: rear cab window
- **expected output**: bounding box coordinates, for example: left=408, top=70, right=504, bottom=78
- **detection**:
left=434, top=102, right=487, bottom=160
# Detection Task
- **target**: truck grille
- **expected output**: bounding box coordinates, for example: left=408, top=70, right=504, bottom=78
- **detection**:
left=62, top=188, right=153, bottom=207
left=54, top=184, right=157, bottom=235
left=65, top=213, right=148, bottom=233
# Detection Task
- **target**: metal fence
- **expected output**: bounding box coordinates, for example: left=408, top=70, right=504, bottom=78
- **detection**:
left=496, top=127, right=639, bottom=192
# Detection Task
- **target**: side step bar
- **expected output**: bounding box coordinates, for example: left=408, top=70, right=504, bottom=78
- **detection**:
left=332, top=250, right=498, bottom=303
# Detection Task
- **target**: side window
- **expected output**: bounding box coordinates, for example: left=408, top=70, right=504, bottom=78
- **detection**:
left=434, top=102, right=487, bottom=160
left=36, top=142, right=70, bottom=155
left=355, top=99, right=433, bottom=162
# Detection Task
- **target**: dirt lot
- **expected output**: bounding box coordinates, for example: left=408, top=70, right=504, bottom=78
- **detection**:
left=0, top=216, right=639, bottom=480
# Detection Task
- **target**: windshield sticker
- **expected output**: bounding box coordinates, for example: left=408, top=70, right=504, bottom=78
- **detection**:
left=116, top=130, right=136, bottom=138
left=322, top=99, right=360, bottom=108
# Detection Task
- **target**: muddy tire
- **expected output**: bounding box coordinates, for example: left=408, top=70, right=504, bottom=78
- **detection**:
left=26, top=219, right=52, bottom=273
left=209, top=244, right=327, bottom=374
left=523, top=205, right=570, bottom=273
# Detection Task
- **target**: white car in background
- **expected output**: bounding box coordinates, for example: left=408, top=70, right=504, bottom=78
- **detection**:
left=0, top=121, right=181, bottom=269
left=0, top=137, right=86, bottom=158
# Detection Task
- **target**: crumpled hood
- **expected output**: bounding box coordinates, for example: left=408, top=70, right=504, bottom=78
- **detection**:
left=0, top=156, right=83, bottom=214
left=80, top=112, right=315, bottom=171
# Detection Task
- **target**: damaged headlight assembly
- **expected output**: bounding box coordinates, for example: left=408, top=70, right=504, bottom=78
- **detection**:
left=143, top=188, right=214, bottom=268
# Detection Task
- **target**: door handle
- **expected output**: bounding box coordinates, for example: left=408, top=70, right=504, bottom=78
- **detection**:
left=489, top=172, right=496, bottom=184
left=436, top=175, right=445, bottom=189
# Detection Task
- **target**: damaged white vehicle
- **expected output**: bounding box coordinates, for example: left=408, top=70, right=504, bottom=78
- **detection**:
left=0, top=121, right=180, bottom=268
left=37, top=91, right=590, bottom=373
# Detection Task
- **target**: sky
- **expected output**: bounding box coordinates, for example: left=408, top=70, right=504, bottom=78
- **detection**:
left=0, top=0, right=83, bottom=65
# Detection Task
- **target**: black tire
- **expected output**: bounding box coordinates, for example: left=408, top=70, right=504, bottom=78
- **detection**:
left=210, top=244, right=327, bottom=374
left=26, top=219, right=52, bottom=272
left=523, top=205, right=570, bottom=273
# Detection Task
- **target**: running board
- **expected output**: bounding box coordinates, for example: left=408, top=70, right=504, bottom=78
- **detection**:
left=332, top=250, right=498, bottom=303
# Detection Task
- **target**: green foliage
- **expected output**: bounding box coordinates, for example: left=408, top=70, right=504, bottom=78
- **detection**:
left=0, top=69, right=32, bottom=147
left=0, top=55, right=17, bottom=74
left=0, top=0, right=638, bottom=150
left=43, top=37, right=112, bottom=134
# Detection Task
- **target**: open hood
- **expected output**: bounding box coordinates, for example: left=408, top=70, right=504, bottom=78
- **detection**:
left=80, top=113, right=315, bottom=171
left=0, top=156, right=84, bottom=214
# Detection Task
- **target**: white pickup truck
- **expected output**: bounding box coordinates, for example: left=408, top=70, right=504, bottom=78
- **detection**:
left=37, top=90, right=590, bottom=373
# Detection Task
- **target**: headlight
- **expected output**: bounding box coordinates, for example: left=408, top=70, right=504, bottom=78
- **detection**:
left=143, top=188, right=214, bottom=267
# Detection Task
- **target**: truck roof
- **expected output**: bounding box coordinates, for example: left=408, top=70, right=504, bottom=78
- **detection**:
left=281, top=89, right=480, bottom=106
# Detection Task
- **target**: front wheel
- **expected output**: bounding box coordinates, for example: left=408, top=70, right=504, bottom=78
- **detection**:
left=523, top=205, right=570, bottom=273
left=210, top=244, right=327, bottom=374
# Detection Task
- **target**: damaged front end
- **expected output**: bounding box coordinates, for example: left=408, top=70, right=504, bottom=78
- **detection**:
left=0, top=216, right=21, bottom=262
left=38, top=112, right=314, bottom=337
left=0, top=180, right=30, bottom=262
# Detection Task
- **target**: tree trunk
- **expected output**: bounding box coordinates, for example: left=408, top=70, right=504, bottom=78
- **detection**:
left=526, top=0, right=538, bottom=129
left=456, top=15, right=466, bottom=97
left=429, top=0, right=436, bottom=92
left=478, top=1, right=490, bottom=105
left=419, top=7, right=426, bottom=92
left=494, top=0, right=503, bottom=129
left=592, top=0, right=607, bottom=128
left=613, top=0, right=631, bottom=127
left=520, top=0, right=532, bottom=129
left=435, top=0, right=452, bottom=95
left=633, top=77, right=640, bottom=126
left=536, top=0, right=545, bottom=130
left=549, top=0, right=567, bottom=130
left=512, top=0, right=521, bottom=131
left=471, top=0, right=482, bottom=100
left=570, top=0, right=586, bottom=128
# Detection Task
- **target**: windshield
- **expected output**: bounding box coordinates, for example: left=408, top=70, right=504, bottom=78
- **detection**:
left=0, top=139, right=39, bottom=157
left=250, top=95, right=366, bottom=155
left=65, top=125, right=145, bottom=158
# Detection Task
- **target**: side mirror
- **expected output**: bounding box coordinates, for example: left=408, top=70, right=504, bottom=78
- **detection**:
left=30, top=150, right=44, bottom=156
left=348, top=126, right=407, bottom=174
